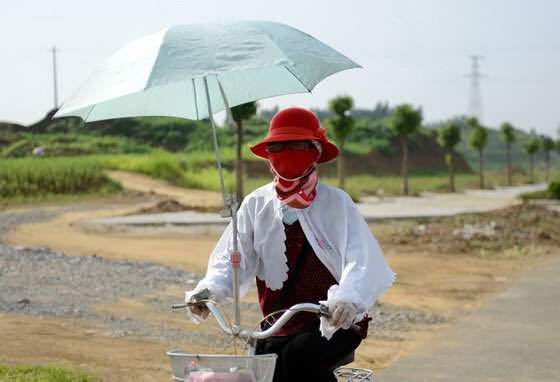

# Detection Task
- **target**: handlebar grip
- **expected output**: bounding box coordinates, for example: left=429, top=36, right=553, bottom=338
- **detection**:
left=172, top=303, right=188, bottom=310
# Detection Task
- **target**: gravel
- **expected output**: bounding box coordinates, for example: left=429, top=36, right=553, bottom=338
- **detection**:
left=0, top=206, right=446, bottom=347
left=0, top=244, right=193, bottom=317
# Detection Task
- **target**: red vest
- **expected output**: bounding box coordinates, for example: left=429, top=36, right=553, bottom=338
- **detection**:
left=256, top=220, right=369, bottom=337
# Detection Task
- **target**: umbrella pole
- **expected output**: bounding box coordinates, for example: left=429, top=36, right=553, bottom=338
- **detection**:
left=203, top=76, right=241, bottom=328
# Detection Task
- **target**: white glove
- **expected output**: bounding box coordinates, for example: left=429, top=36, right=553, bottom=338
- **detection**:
left=184, top=289, right=211, bottom=323
left=320, top=300, right=357, bottom=340
left=330, top=300, right=357, bottom=330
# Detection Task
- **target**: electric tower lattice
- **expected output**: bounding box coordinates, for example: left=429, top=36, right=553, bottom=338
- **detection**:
left=466, top=55, right=484, bottom=123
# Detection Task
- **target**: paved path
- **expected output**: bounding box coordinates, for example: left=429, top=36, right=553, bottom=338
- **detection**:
left=92, top=179, right=546, bottom=227
left=357, top=184, right=545, bottom=220
left=380, top=256, right=560, bottom=382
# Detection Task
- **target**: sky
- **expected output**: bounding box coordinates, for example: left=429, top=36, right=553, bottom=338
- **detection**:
left=2, top=0, right=560, bottom=136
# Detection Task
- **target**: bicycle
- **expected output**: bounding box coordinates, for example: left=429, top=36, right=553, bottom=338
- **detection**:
left=169, top=290, right=374, bottom=381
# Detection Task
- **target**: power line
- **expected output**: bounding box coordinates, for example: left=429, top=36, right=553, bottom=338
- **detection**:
left=52, top=46, right=59, bottom=109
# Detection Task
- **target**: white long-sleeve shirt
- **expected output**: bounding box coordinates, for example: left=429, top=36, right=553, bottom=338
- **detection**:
left=186, top=181, right=395, bottom=322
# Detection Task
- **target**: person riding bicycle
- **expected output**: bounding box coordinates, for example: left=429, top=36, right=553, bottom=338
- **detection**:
left=185, top=107, right=395, bottom=382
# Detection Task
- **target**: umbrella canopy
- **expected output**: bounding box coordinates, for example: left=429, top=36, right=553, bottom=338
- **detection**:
left=55, top=20, right=360, bottom=122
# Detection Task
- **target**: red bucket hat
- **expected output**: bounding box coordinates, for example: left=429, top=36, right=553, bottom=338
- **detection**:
left=250, top=107, right=339, bottom=163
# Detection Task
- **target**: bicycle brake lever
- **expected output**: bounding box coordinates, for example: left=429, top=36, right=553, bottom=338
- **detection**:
left=172, top=289, right=213, bottom=310
left=319, top=303, right=331, bottom=318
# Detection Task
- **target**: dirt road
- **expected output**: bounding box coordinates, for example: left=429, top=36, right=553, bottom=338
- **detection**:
left=107, top=172, right=546, bottom=219
left=2, top=175, right=559, bottom=380
left=380, top=256, right=560, bottom=382
left=4, top=199, right=558, bottom=379
left=106, top=171, right=222, bottom=211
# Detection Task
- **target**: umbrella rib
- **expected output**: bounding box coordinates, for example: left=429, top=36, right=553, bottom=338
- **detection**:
left=216, top=77, right=235, bottom=125
left=192, top=78, right=199, bottom=120
left=83, top=104, right=97, bottom=123
left=283, top=65, right=311, bottom=93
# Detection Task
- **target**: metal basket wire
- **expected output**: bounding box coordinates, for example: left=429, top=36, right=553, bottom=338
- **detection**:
left=334, top=367, right=374, bottom=381
left=167, top=350, right=277, bottom=382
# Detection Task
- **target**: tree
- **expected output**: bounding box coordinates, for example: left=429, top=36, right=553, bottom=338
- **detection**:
left=541, top=135, right=555, bottom=183
left=524, top=134, right=540, bottom=183
left=499, top=122, right=516, bottom=186
left=437, top=122, right=462, bottom=192
left=389, top=104, right=423, bottom=195
left=326, top=96, right=355, bottom=190
left=467, top=117, right=488, bottom=189
left=231, top=102, right=257, bottom=202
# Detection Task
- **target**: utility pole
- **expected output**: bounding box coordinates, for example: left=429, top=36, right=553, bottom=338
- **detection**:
left=466, top=55, right=484, bottom=123
left=52, top=46, right=59, bottom=109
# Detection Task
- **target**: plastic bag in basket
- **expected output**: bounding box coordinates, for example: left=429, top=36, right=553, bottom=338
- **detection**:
left=187, top=370, right=257, bottom=382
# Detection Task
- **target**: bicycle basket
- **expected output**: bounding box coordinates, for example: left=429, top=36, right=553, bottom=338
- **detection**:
left=334, top=367, right=374, bottom=381
left=167, top=350, right=277, bottom=382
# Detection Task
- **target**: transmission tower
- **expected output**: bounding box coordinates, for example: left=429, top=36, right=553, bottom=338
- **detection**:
left=466, top=55, right=484, bottom=123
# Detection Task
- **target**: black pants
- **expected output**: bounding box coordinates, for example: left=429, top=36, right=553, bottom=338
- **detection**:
left=255, top=327, right=362, bottom=382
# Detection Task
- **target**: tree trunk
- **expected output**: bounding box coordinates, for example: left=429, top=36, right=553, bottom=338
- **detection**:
left=235, top=120, right=244, bottom=203
left=447, top=150, right=455, bottom=193
left=401, top=136, right=409, bottom=195
left=529, top=154, right=534, bottom=184
left=545, top=151, right=550, bottom=183
left=506, top=142, right=512, bottom=187
left=337, top=140, right=345, bottom=190
left=479, top=149, right=485, bottom=189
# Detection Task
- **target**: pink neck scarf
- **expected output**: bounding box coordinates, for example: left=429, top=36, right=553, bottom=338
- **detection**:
left=273, top=167, right=318, bottom=209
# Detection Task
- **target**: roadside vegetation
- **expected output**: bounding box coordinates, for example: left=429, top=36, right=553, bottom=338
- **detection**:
left=522, top=180, right=560, bottom=200
left=0, top=365, right=98, bottom=382
left=0, top=157, right=120, bottom=201
left=0, top=133, right=151, bottom=158
left=1, top=98, right=558, bottom=202
left=0, top=151, right=548, bottom=204
left=99, top=151, right=541, bottom=200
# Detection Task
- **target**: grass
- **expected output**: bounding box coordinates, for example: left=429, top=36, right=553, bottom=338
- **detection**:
left=522, top=179, right=560, bottom=200
left=0, top=157, right=121, bottom=200
left=0, top=365, right=98, bottom=382
left=1, top=133, right=152, bottom=158
left=98, top=151, right=541, bottom=201
left=1, top=151, right=550, bottom=203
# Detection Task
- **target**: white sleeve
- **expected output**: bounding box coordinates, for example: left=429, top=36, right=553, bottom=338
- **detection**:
left=327, top=195, right=396, bottom=317
left=185, top=199, right=259, bottom=303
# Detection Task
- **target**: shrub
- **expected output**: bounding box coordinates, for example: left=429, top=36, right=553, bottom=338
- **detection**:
left=548, top=181, right=560, bottom=199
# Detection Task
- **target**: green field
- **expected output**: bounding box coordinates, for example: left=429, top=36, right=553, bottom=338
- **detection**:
left=0, top=365, right=98, bottom=382
left=0, top=133, right=152, bottom=159
left=0, top=157, right=120, bottom=202
left=97, top=152, right=548, bottom=200
left=1, top=151, right=555, bottom=203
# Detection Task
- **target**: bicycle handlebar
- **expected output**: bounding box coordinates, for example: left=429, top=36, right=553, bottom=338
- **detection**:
left=173, top=299, right=360, bottom=341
